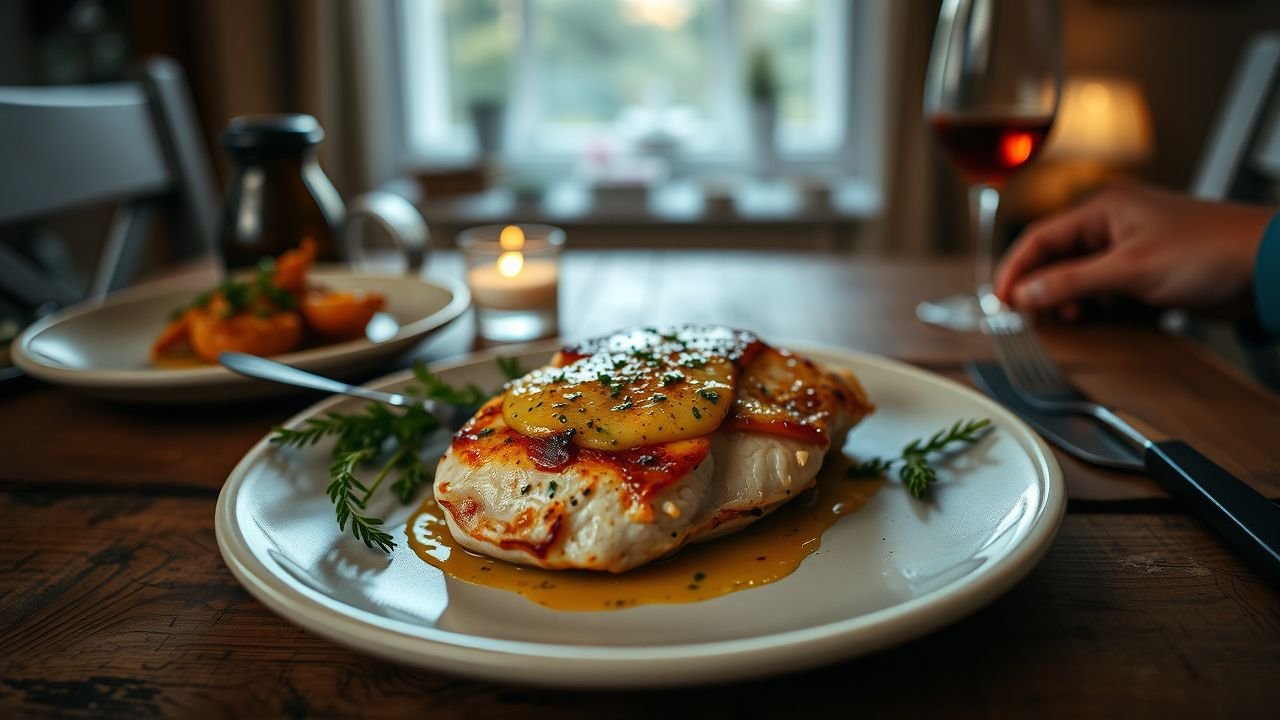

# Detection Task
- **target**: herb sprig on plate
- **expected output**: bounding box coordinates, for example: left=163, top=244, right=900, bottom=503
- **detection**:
left=847, top=418, right=992, bottom=499
left=170, top=257, right=295, bottom=320
left=269, top=357, right=524, bottom=552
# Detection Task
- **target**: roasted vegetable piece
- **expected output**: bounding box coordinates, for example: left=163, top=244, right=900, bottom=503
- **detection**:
left=151, top=312, right=195, bottom=361
left=188, top=308, right=303, bottom=362
left=273, top=238, right=317, bottom=294
left=300, top=289, right=386, bottom=338
left=151, top=238, right=364, bottom=366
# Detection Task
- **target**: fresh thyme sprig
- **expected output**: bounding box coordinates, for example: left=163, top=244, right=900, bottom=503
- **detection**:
left=269, top=361, right=500, bottom=552
left=326, top=448, right=393, bottom=552
left=847, top=418, right=992, bottom=499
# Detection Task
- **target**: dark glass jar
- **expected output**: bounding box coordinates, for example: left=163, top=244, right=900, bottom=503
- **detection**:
left=218, top=115, right=346, bottom=269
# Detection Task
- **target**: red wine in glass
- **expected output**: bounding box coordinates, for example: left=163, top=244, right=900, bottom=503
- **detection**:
left=919, top=0, right=1061, bottom=331
left=930, top=115, right=1054, bottom=186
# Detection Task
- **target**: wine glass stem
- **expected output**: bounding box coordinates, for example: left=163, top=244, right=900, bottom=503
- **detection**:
left=971, top=183, right=1001, bottom=314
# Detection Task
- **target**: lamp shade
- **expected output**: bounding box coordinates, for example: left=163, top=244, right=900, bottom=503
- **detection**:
left=1044, top=77, right=1155, bottom=164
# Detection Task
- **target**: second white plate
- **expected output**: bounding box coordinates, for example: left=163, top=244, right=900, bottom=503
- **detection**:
left=12, top=267, right=469, bottom=403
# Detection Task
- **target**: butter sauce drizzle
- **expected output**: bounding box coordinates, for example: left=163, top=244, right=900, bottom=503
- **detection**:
left=407, top=462, right=881, bottom=611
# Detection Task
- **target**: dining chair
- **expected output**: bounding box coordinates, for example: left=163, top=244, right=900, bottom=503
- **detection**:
left=1191, top=32, right=1280, bottom=203
left=1185, top=32, right=1280, bottom=391
left=0, top=56, right=218, bottom=310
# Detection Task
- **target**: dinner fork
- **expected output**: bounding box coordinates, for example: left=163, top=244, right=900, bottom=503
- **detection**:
left=219, top=352, right=468, bottom=428
left=982, top=311, right=1280, bottom=581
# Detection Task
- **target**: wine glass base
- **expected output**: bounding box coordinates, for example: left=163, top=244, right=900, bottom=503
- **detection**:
left=916, top=294, right=986, bottom=333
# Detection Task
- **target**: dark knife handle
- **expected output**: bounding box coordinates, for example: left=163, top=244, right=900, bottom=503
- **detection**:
left=1146, top=441, right=1280, bottom=582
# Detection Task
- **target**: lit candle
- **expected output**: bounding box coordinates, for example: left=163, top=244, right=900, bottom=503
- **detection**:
left=465, top=226, right=559, bottom=311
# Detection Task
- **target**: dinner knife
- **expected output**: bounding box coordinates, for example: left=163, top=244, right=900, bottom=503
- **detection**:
left=973, top=317, right=1280, bottom=583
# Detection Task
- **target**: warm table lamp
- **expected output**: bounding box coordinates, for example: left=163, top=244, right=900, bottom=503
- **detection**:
left=1045, top=77, right=1155, bottom=165
left=1024, top=76, right=1155, bottom=209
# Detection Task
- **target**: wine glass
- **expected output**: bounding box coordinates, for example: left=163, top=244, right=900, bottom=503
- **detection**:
left=918, top=0, right=1062, bottom=331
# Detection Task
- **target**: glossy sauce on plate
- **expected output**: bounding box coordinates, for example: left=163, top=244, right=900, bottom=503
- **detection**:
left=407, top=463, right=881, bottom=611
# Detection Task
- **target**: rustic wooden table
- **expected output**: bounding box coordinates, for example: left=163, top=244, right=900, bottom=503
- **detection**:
left=3, top=252, right=1279, bottom=718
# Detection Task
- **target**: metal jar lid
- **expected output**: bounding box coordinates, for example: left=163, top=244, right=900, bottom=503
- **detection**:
left=220, top=114, right=324, bottom=156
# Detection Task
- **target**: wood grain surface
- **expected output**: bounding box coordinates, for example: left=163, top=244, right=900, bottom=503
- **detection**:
left=3, top=490, right=1276, bottom=718
left=2, top=252, right=1278, bottom=718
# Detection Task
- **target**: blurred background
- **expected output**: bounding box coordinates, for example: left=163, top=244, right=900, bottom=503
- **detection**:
left=1, top=0, right=1279, bottom=274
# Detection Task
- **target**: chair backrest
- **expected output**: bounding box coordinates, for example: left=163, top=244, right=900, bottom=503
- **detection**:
left=1191, top=33, right=1280, bottom=203
left=0, top=56, right=218, bottom=306
left=1185, top=33, right=1280, bottom=393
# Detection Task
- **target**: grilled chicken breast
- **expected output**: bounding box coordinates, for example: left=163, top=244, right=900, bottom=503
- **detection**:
left=433, top=326, right=873, bottom=572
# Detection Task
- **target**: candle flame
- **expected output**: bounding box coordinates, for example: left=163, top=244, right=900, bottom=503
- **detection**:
left=499, top=225, right=525, bottom=252
left=497, top=251, right=524, bottom=277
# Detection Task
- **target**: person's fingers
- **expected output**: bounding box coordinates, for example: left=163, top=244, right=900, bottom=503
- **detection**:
left=1008, top=251, right=1134, bottom=313
left=994, top=198, right=1113, bottom=302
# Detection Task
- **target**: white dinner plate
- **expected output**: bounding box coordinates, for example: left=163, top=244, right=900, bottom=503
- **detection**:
left=11, top=267, right=469, bottom=403
left=215, top=341, right=1064, bottom=688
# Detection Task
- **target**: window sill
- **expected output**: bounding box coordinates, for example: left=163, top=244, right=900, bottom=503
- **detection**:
left=391, top=176, right=882, bottom=226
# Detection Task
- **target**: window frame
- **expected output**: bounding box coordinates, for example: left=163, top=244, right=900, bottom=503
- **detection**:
left=391, top=0, right=888, bottom=187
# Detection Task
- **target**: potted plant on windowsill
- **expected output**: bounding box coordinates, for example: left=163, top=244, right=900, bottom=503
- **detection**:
left=458, top=24, right=512, bottom=169
left=748, top=45, right=780, bottom=178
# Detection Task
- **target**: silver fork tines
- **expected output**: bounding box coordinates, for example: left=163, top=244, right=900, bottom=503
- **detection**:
left=980, top=311, right=1150, bottom=451
left=983, top=312, right=1072, bottom=399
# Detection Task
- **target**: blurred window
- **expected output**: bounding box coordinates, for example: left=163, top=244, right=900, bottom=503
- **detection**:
left=400, top=0, right=856, bottom=169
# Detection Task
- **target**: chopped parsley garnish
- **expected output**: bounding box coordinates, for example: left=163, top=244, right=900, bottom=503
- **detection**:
left=218, top=281, right=253, bottom=317
left=692, top=407, right=702, bottom=420
left=548, top=480, right=558, bottom=498
left=693, top=571, right=706, bottom=582
left=520, top=484, right=531, bottom=495
left=650, top=393, right=667, bottom=404
left=476, top=427, right=494, bottom=437
left=612, top=399, right=634, bottom=412
left=661, top=372, right=684, bottom=386
left=698, top=389, right=720, bottom=404
left=191, top=289, right=214, bottom=308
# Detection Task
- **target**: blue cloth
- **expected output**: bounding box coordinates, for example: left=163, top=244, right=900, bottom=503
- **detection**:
left=1258, top=213, right=1280, bottom=337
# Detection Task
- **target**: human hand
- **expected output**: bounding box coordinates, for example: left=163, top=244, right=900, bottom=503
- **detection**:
left=994, top=183, right=1274, bottom=318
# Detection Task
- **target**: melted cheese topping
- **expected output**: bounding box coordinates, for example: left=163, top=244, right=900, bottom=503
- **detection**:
left=451, top=398, right=711, bottom=514
left=503, top=326, right=759, bottom=451
left=478, top=325, right=872, bottom=500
